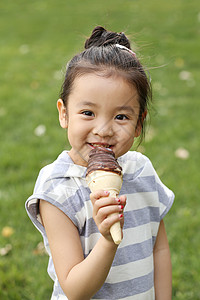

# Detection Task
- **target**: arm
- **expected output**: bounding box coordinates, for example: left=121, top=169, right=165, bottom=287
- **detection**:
left=153, top=220, right=172, bottom=300
left=40, top=191, right=126, bottom=300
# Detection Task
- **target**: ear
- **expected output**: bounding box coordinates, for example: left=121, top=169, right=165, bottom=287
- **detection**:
left=135, top=110, right=147, bottom=137
left=57, top=99, right=68, bottom=129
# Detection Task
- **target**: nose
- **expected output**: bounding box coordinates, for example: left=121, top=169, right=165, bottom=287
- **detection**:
left=92, top=119, right=114, bottom=137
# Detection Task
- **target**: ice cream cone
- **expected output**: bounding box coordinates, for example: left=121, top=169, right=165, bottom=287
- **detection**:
left=86, top=170, right=123, bottom=244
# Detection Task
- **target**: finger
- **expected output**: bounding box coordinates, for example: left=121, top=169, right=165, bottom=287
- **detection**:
left=95, top=204, right=124, bottom=224
left=90, top=190, right=109, bottom=204
left=99, top=212, right=124, bottom=235
left=93, top=196, right=121, bottom=217
left=119, top=213, right=125, bottom=228
left=117, top=195, right=127, bottom=207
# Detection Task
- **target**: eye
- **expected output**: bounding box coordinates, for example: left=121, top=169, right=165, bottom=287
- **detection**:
left=115, top=114, right=129, bottom=120
left=81, top=110, right=94, bottom=117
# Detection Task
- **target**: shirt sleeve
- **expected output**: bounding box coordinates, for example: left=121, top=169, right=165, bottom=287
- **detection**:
left=155, top=172, right=175, bottom=220
left=25, top=167, right=86, bottom=236
left=136, top=153, right=175, bottom=221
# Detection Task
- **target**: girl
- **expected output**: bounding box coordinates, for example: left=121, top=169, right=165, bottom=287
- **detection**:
left=26, top=26, right=174, bottom=299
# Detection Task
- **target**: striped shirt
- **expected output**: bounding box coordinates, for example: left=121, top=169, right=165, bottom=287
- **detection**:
left=25, top=150, right=174, bottom=299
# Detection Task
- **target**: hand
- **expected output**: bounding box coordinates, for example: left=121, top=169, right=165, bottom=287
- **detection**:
left=90, top=190, right=126, bottom=242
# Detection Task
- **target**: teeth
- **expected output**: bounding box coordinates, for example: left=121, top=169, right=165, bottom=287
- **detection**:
left=91, top=143, right=110, bottom=148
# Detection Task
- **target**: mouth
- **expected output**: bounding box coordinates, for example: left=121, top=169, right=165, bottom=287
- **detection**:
left=88, top=143, right=113, bottom=149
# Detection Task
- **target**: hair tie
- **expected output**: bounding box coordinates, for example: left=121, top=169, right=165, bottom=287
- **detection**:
left=115, top=44, right=136, bottom=57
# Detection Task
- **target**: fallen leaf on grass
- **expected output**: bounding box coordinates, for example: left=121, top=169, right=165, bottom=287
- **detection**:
left=179, top=70, right=192, bottom=81
left=2, top=226, right=14, bottom=237
left=33, top=241, right=47, bottom=256
left=0, top=244, right=12, bottom=256
left=175, top=148, right=190, bottom=160
left=34, top=124, right=46, bottom=137
left=30, top=81, right=39, bottom=90
left=19, top=44, right=29, bottom=54
left=174, top=58, right=184, bottom=68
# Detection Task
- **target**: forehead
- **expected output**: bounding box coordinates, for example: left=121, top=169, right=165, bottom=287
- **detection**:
left=68, top=73, right=140, bottom=115
left=71, top=71, right=138, bottom=100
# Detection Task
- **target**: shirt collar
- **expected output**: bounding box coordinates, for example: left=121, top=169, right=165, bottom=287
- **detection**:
left=57, top=151, right=87, bottom=178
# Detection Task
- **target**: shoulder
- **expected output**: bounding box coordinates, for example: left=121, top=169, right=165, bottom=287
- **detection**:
left=119, top=151, right=174, bottom=219
left=118, top=151, right=153, bottom=176
left=118, top=151, right=156, bottom=192
left=26, top=151, right=89, bottom=223
left=34, top=151, right=87, bottom=194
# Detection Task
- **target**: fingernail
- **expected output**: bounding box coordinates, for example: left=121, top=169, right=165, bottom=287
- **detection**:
left=105, top=191, right=110, bottom=195
left=119, top=205, right=124, bottom=210
left=119, top=214, right=123, bottom=219
left=116, top=198, right=121, bottom=203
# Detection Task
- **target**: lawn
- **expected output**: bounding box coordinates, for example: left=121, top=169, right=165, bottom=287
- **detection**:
left=0, top=0, right=199, bottom=299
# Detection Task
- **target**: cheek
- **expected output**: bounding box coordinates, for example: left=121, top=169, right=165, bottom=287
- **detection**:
left=116, top=123, right=137, bottom=139
left=123, top=137, right=135, bottom=150
left=68, top=120, right=90, bottom=139
left=116, top=126, right=136, bottom=152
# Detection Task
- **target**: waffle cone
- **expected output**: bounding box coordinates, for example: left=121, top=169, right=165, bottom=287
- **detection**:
left=86, top=171, right=123, bottom=244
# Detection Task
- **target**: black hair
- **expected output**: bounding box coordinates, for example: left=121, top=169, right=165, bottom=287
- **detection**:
left=60, top=26, right=152, bottom=141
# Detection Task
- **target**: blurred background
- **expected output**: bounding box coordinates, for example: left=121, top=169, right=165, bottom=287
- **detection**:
left=0, top=0, right=199, bottom=299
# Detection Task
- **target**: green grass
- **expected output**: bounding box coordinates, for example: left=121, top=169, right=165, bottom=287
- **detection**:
left=0, top=0, right=199, bottom=299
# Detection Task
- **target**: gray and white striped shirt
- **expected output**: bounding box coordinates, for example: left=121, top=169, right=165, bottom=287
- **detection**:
left=26, top=150, right=174, bottom=299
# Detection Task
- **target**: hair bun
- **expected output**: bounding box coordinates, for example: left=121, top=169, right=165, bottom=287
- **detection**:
left=85, top=26, right=131, bottom=49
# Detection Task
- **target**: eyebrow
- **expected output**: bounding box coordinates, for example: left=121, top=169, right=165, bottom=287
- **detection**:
left=116, top=105, right=138, bottom=114
left=77, top=101, right=98, bottom=107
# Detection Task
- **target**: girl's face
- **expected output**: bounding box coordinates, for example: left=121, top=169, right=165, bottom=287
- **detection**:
left=57, top=73, right=142, bottom=167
